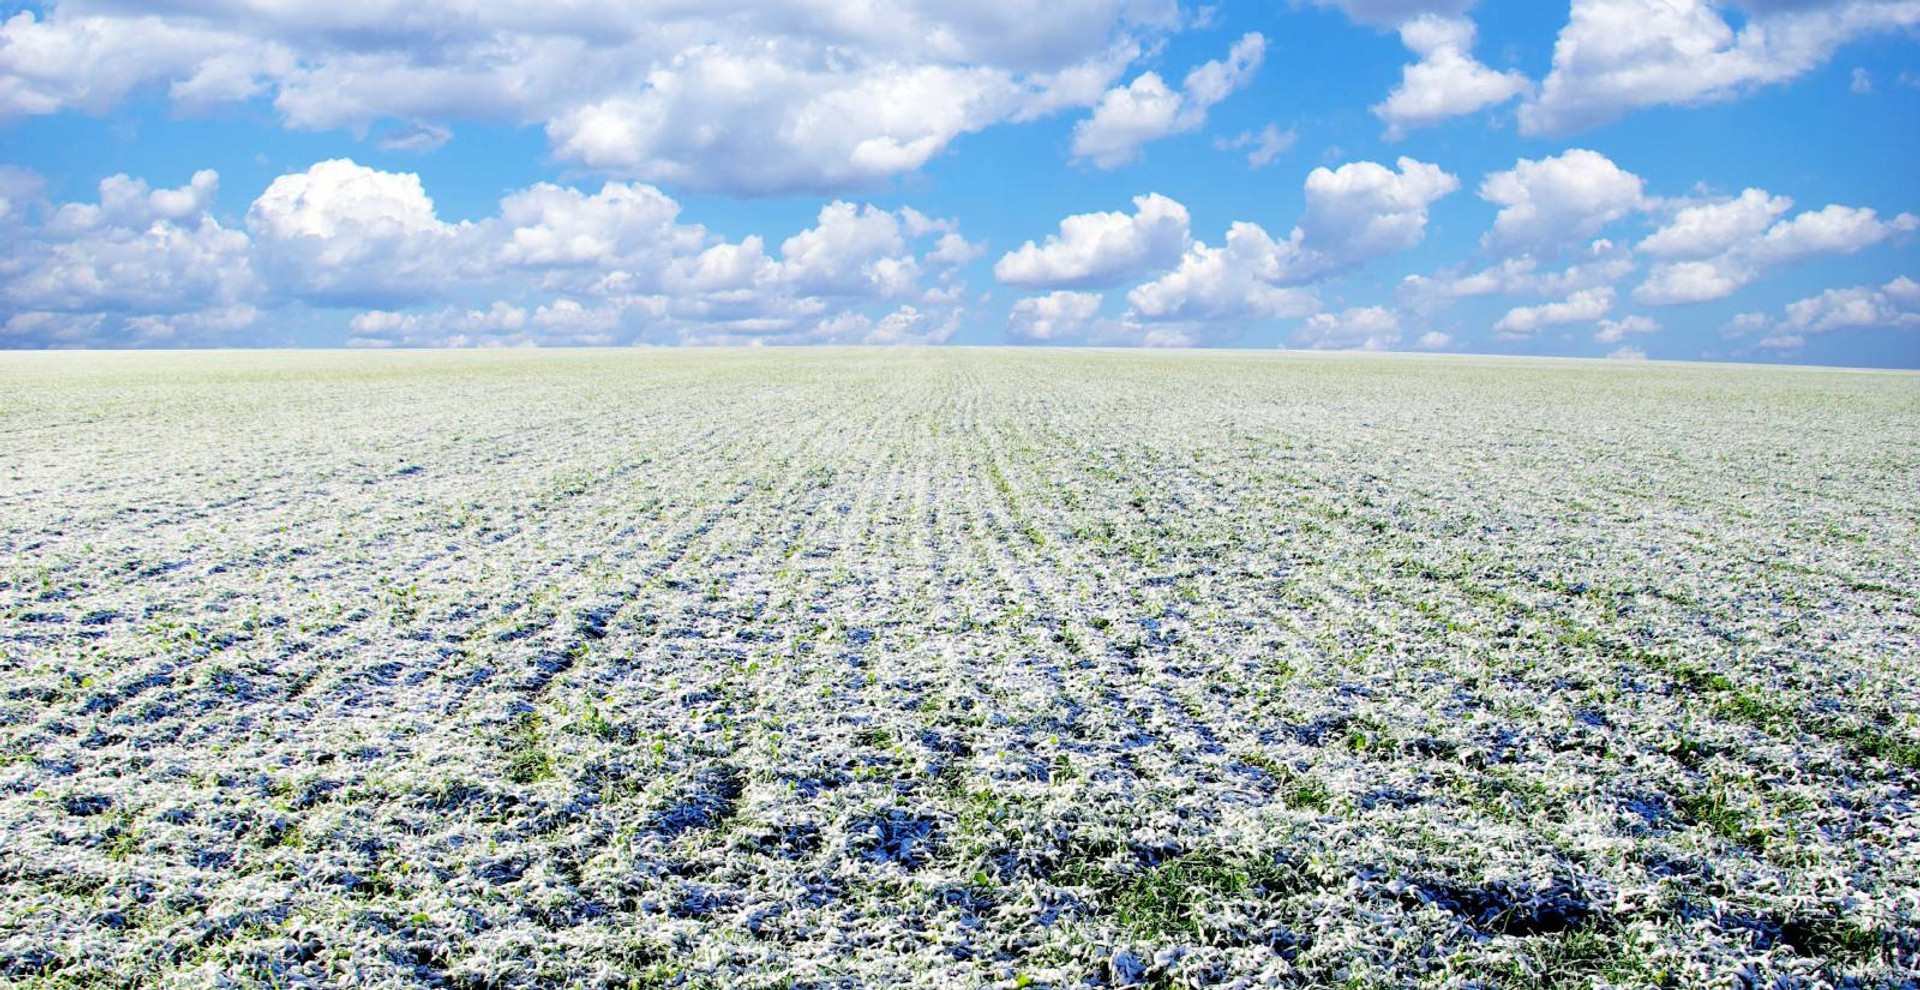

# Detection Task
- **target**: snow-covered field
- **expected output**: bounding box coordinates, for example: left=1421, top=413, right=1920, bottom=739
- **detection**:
left=2, top=349, right=1917, bottom=989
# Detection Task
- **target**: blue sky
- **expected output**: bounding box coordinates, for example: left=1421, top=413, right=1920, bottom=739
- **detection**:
left=1, top=0, right=1917, bottom=366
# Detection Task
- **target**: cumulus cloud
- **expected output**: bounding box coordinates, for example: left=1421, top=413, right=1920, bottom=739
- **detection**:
left=1633, top=197, right=1918, bottom=304
left=1594, top=314, right=1661, bottom=344
left=775, top=304, right=961, bottom=347
left=1008, top=290, right=1105, bottom=342
left=1295, top=306, right=1404, bottom=349
left=1399, top=239, right=1636, bottom=311
left=1373, top=15, right=1530, bottom=138
left=347, top=297, right=652, bottom=349
left=0, top=164, right=43, bottom=222
left=1725, top=276, right=1920, bottom=344
left=1781, top=280, right=1920, bottom=333
left=1886, top=274, right=1920, bottom=308
left=1214, top=123, right=1297, bottom=168
left=1479, top=149, right=1645, bottom=256
left=247, top=159, right=477, bottom=306
left=1126, top=223, right=1323, bottom=323
left=0, top=12, right=268, bottom=117
left=0, top=170, right=255, bottom=343
left=1022, top=156, right=1456, bottom=342
left=1631, top=261, right=1745, bottom=306
left=548, top=57, right=1024, bottom=195
left=1407, top=164, right=1910, bottom=324
left=1520, top=0, right=1920, bottom=135
left=2, top=310, right=103, bottom=347
left=348, top=302, right=533, bottom=349
left=1719, top=311, right=1774, bottom=338
left=778, top=202, right=921, bottom=298
left=377, top=121, right=453, bottom=154
left=0, top=158, right=982, bottom=347
left=1071, top=33, right=1265, bottom=168
left=994, top=193, right=1191, bottom=288
left=1105, top=156, right=1454, bottom=336
left=1292, top=157, right=1461, bottom=275
left=1308, top=0, right=1479, bottom=28
left=1635, top=188, right=1794, bottom=258
left=1747, top=203, right=1920, bottom=265
left=1493, top=287, right=1615, bottom=337
left=0, top=2, right=1183, bottom=196
left=494, top=181, right=706, bottom=276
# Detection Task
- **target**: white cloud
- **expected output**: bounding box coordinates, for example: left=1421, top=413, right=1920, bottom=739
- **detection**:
left=1373, top=15, right=1530, bottom=138
left=1292, top=156, right=1461, bottom=276
left=1776, top=276, right=1920, bottom=333
left=1851, top=66, right=1874, bottom=93
left=1720, top=311, right=1773, bottom=338
left=377, top=121, right=453, bottom=154
left=1072, top=33, right=1265, bottom=168
left=785, top=304, right=960, bottom=346
left=1050, top=314, right=1203, bottom=348
left=2, top=170, right=255, bottom=327
left=348, top=302, right=537, bottom=349
left=2, top=310, right=104, bottom=347
left=666, top=239, right=779, bottom=297
left=1009, top=290, right=1104, bottom=342
left=1409, top=167, right=1905, bottom=319
left=1479, top=149, right=1645, bottom=255
left=346, top=309, right=416, bottom=345
left=1493, top=287, right=1615, bottom=337
left=533, top=299, right=626, bottom=342
left=926, top=232, right=987, bottom=268
left=0, top=164, right=43, bottom=225
left=1308, top=0, right=1478, bottom=28
left=778, top=202, right=917, bottom=298
left=1748, top=203, right=1919, bottom=265
left=1399, top=239, right=1636, bottom=310
left=1416, top=330, right=1454, bottom=348
left=495, top=181, right=706, bottom=277
left=1607, top=344, right=1648, bottom=359
left=995, top=193, right=1191, bottom=288
left=1635, top=188, right=1793, bottom=258
left=1520, top=0, right=1920, bottom=135
left=0, top=2, right=1182, bottom=196
left=40, top=170, right=221, bottom=235
left=1886, top=275, right=1920, bottom=307
left=1633, top=199, right=1918, bottom=305
left=247, top=159, right=474, bottom=306
left=0, top=158, right=982, bottom=347
left=864, top=305, right=960, bottom=345
left=548, top=57, right=1023, bottom=196
left=1594, top=314, right=1661, bottom=343
left=1631, top=261, right=1745, bottom=306
left=1214, top=123, right=1297, bottom=168
left=1099, top=157, right=1453, bottom=339
left=0, top=12, right=267, bottom=117
left=1296, top=306, right=1404, bottom=349
left=246, top=161, right=440, bottom=243
left=1126, top=223, right=1322, bottom=322
left=121, top=305, right=264, bottom=346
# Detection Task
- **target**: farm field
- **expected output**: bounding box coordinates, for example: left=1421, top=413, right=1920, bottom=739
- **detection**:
left=1, top=348, right=1917, bottom=989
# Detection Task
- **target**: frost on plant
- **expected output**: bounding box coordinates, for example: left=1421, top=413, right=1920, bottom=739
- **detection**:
left=0, top=349, right=1916, bottom=988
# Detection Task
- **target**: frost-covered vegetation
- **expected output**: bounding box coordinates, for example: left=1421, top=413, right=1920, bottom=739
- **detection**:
left=2, top=349, right=1917, bottom=989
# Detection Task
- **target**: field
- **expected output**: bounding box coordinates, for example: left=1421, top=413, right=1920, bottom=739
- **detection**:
left=1, top=349, right=1917, bottom=989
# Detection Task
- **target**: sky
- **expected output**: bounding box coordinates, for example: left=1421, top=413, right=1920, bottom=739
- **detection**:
left=0, top=1, right=1917, bottom=366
